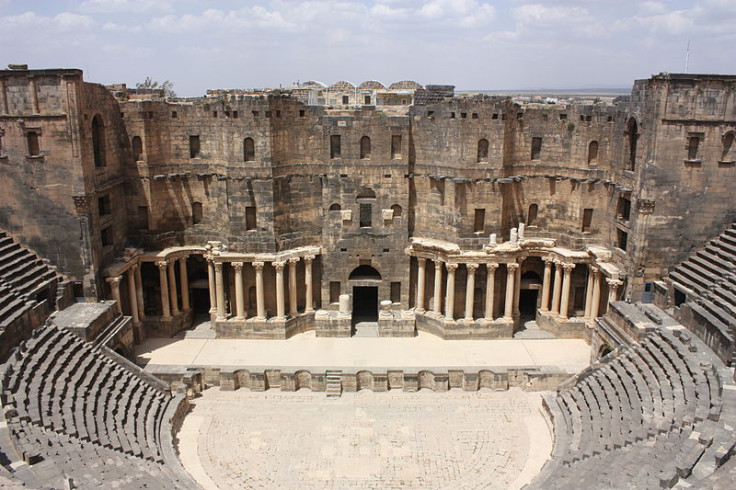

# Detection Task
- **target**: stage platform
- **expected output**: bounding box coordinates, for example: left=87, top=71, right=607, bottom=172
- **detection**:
left=134, top=329, right=591, bottom=389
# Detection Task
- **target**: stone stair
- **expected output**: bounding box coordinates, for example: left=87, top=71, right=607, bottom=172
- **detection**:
left=325, top=370, right=342, bottom=398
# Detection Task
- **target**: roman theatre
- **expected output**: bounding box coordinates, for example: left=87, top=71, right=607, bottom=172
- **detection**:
left=0, top=65, right=735, bottom=488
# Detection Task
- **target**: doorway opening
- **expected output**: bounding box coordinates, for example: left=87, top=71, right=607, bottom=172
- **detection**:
left=353, top=286, right=378, bottom=322
left=519, top=289, right=539, bottom=317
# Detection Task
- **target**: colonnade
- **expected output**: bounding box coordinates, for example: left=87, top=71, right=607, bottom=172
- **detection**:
left=415, top=258, right=517, bottom=322
left=209, top=255, right=316, bottom=321
left=154, top=256, right=191, bottom=320
left=105, top=263, right=146, bottom=325
left=415, top=256, right=617, bottom=323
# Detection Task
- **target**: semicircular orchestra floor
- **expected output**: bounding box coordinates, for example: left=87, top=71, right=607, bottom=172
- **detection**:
left=177, top=388, right=552, bottom=490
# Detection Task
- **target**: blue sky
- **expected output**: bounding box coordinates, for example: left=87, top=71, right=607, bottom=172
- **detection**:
left=0, top=1, right=734, bottom=96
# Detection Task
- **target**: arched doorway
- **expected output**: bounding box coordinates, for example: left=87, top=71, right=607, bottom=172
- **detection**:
left=349, top=265, right=381, bottom=331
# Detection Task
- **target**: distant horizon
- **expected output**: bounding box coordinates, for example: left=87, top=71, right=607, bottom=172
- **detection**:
left=2, top=1, right=733, bottom=98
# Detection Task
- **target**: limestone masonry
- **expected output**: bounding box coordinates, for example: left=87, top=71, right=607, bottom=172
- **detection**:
left=1, top=65, right=736, bottom=488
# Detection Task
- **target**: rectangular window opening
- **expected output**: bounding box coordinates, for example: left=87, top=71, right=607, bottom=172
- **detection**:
left=27, top=132, right=40, bottom=156
left=364, top=95, right=371, bottom=105
left=531, top=137, right=542, bottom=160
left=171, top=111, right=177, bottom=118
left=138, top=206, right=149, bottom=230
left=100, top=226, right=113, bottom=247
left=330, top=282, right=341, bottom=303
left=245, top=206, right=257, bottom=231
left=189, top=135, right=200, bottom=158
left=342, top=95, right=349, bottom=105
left=391, top=135, right=402, bottom=159
left=359, top=203, right=372, bottom=228
left=617, top=197, right=631, bottom=221
left=582, top=208, right=593, bottom=232
left=474, top=209, right=486, bottom=233
left=330, top=135, right=341, bottom=159
left=97, top=195, right=112, bottom=216
left=299, top=110, right=305, bottom=117
left=390, top=282, right=401, bottom=304
left=192, top=202, right=203, bottom=225
left=617, top=228, right=628, bottom=250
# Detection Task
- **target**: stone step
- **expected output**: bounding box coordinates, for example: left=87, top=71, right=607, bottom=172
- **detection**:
left=325, top=370, right=342, bottom=398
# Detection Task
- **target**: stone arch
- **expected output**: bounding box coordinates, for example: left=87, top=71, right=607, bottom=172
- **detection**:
left=418, top=371, right=435, bottom=391
left=389, top=80, right=423, bottom=90
left=349, top=265, right=381, bottom=281
left=91, top=114, right=106, bottom=167
left=295, top=370, right=312, bottom=390
left=391, top=204, right=402, bottom=217
left=358, top=80, right=385, bottom=90
left=328, top=80, right=356, bottom=91
left=244, top=137, right=255, bottom=161
left=132, top=136, right=143, bottom=161
left=587, top=140, right=599, bottom=165
left=356, top=187, right=376, bottom=200
left=722, top=131, right=735, bottom=162
left=477, top=138, right=489, bottom=162
left=329, top=203, right=341, bottom=211
left=356, top=371, right=374, bottom=391
left=360, top=135, right=371, bottom=159
left=598, top=343, right=613, bottom=358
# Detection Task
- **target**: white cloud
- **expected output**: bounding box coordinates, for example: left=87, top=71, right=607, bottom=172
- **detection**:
left=0, top=11, right=96, bottom=30
left=78, top=0, right=173, bottom=14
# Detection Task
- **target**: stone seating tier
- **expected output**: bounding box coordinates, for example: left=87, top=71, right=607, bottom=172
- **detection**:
left=529, top=326, right=735, bottom=489
left=0, top=323, right=197, bottom=488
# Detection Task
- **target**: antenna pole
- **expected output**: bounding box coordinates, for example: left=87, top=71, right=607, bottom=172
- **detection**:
left=685, top=38, right=690, bottom=73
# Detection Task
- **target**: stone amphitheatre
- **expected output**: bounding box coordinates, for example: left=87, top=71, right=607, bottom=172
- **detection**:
left=0, top=64, right=735, bottom=489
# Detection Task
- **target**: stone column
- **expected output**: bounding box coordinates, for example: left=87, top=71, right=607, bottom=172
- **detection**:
left=126, top=268, right=139, bottom=324
left=584, top=266, right=598, bottom=319
left=607, top=279, right=623, bottom=304
left=444, top=264, right=458, bottom=319
left=207, top=260, right=217, bottom=315
left=513, top=259, right=522, bottom=316
left=304, top=255, right=315, bottom=313
left=591, top=271, right=602, bottom=318
left=559, top=264, right=574, bottom=320
left=156, top=261, right=171, bottom=319
left=179, top=257, right=190, bottom=311
left=433, top=261, right=443, bottom=314
left=464, top=263, right=478, bottom=322
left=551, top=261, right=563, bottom=316
left=504, top=263, right=519, bottom=319
left=214, top=262, right=226, bottom=320
left=167, top=260, right=179, bottom=315
left=274, top=261, right=286, bottom=320
left=233, top=262, right=245, bottom=320
left=540, top=258, right=553, bottom=312
left=254, top=262, right=266, bottom=319
left=416, top=258, right=427, bottom=313
left=134, top=264, right=145, bottom=320
left=484, top=263, right=497, bottom=321
left=106, top=276, right=122, bottom=314
left=288, top=258, right=299, bottom=317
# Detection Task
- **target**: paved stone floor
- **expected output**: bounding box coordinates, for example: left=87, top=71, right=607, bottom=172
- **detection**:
left=136, top=330, right=590, bottom=372
left=177, top=388, right=552, bottom=490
